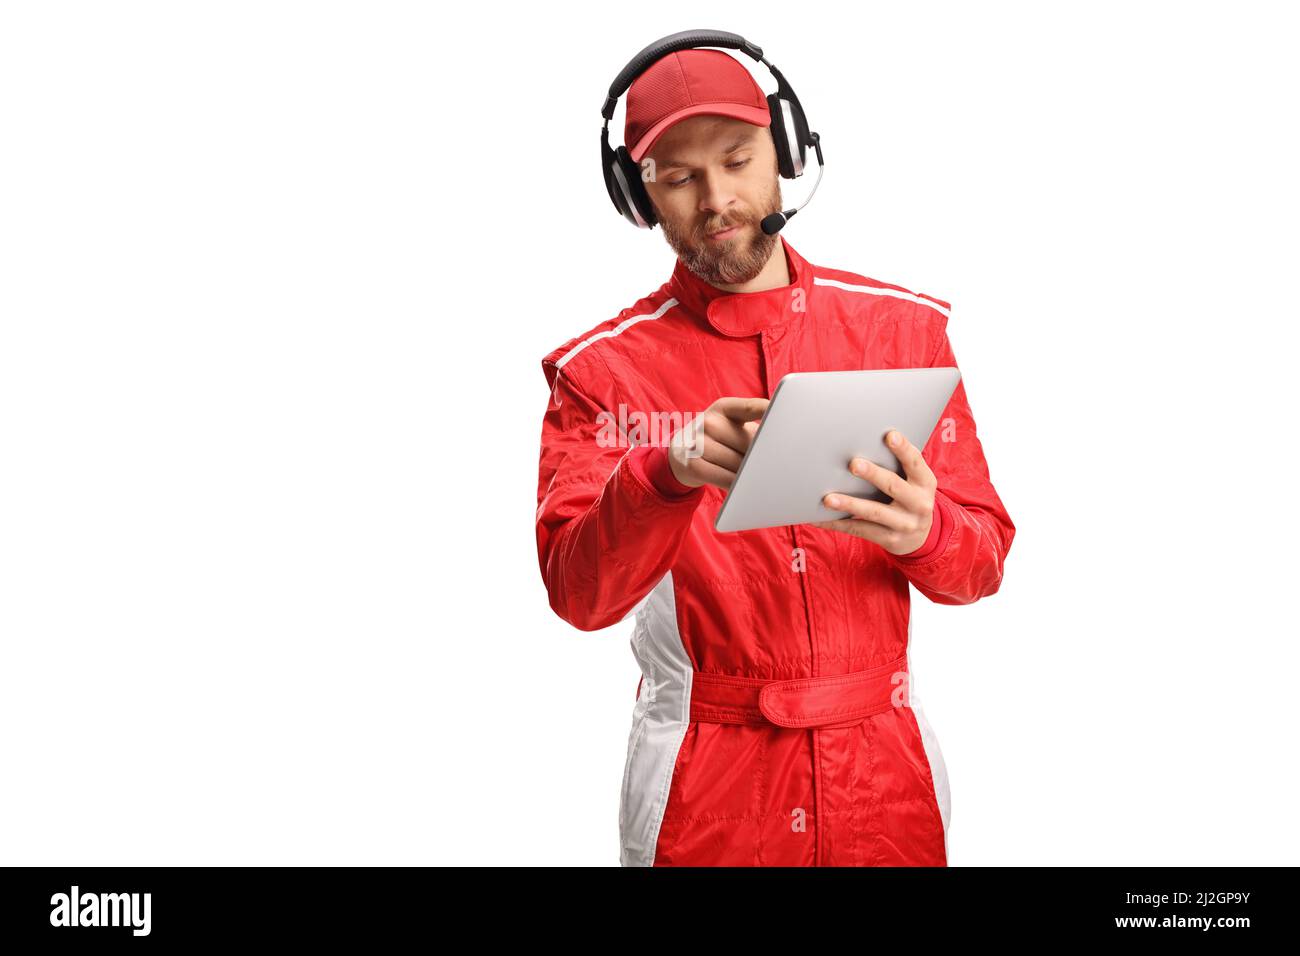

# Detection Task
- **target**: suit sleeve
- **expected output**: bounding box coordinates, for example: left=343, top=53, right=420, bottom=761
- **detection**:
left=536, top=359, right=706, bottom=631
left=887, top=316, right=1016, bottom=605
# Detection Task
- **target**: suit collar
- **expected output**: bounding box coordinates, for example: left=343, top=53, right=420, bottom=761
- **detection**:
left=668, top=235, right=815, bottom=337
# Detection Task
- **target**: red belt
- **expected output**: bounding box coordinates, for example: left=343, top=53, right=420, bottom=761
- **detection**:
left=687, top=655, right=909, bottom=730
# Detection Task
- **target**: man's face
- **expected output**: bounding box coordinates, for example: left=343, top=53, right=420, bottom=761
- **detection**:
left=643, top=115, right=784, bottom=285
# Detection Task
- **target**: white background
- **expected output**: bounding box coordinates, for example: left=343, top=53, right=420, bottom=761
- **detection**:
left=2, top=1, right=1296, bottom=866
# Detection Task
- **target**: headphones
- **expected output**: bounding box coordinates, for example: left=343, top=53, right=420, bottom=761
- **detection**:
left=600, top=29, right=825, bottom=233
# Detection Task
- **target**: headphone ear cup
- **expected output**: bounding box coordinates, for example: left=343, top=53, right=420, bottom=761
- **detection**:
left=613, top=146, right=658, bottom=228
left=606, top=157, right=632, bottom=222
left=602, top=133, right=636, bottom=223
left=766, top=93, right=808, bottom=179
left=766, top=92, right=792, bottom=178
left=602, top=147, right=625, bottom=215
left=603, top=145, right=655, bottom=227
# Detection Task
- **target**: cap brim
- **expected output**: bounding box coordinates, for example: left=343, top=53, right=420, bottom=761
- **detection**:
left=629, top=103, right=772, bottom=163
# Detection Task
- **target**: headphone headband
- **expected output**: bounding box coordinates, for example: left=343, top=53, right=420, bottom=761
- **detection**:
left=601, top=29, right=765, bottom=122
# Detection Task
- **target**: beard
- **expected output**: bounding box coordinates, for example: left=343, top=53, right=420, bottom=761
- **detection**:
left=658, top=175, right=784, bottom=286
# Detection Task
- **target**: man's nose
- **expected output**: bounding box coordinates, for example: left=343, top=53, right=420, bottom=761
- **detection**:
left=697, top=167, right=739, bottom=217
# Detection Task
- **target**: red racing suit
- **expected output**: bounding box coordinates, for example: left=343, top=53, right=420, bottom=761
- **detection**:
left=535, top=236, right=1015, bottom=866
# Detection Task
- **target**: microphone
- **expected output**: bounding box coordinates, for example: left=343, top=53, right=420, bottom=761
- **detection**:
left=761, top=132, right=825, bottom=235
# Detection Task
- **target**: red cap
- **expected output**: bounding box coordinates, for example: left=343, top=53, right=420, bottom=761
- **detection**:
left=624, top=49, right=771, bottom=163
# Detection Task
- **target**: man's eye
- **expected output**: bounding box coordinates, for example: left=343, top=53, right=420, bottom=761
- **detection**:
left=666, top=158, right=751, bottom=189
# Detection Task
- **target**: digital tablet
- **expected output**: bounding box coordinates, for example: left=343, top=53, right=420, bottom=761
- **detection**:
left=713, top=367, right=961, bottom=534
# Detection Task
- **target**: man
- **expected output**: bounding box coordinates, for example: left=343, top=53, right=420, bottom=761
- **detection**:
left=535, top=45, right=1015, bottom=866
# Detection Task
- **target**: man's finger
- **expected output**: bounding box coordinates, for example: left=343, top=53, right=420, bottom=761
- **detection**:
left=811, top=517, right=890, bottom=545
left=678, top=456, right=735, bottom=491
left=884, top=429, right=936, bottom=490
left=850, top=455, right=925, bottom=511
left=715, top=396, right=769, bottom=423
left=703, top=412, right=757, bottom=456
left=701, top=439, right=744, bottom=473
left=823, top=492, right=912, bottom=532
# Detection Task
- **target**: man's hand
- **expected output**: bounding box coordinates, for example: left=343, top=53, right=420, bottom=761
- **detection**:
left=668, top=396, right=769, bottom=492
left=811, top=429, right=937, bottom=555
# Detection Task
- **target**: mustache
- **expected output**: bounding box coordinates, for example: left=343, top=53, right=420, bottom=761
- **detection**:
left=699, top=214, right=750, bottom=238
